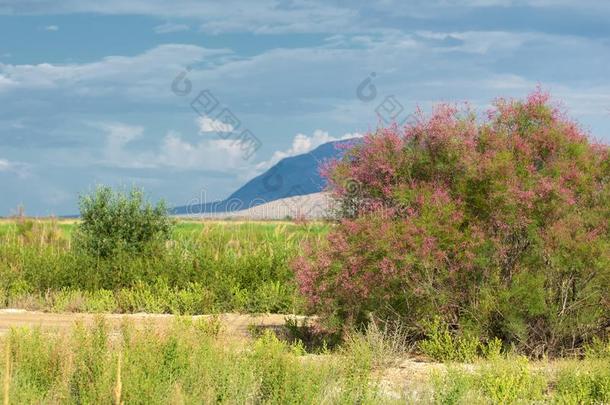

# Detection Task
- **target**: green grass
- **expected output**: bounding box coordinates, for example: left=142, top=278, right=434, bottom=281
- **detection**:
left=0, top=318, right=382, bottom=404
left=0, top=219, right=329, bottom=314
left=430, top=356, right=610, bottom=404
left=0, top=318, right=607, bottom=404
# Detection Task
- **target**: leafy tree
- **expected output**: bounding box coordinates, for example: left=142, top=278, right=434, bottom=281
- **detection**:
left=75, top=186, right=173, bottom=258
left=293, top=90, right=610, bottom=356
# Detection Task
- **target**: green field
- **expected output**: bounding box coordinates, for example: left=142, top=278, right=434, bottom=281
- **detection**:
left=0, top=219, right=329, bottom=314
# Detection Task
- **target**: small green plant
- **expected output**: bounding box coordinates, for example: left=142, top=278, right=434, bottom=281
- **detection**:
left=478, top=356, right=546, bottom=403
left=432, top=367, right=474, bottom=405
left=74, top=186, right=173, bottom=258
left=419, top=318, right=480, bottom=362
left=584, top=336, right=610, bottom=359
left=554, top=360, right=610, bottom=404
left=481, top=337, right=503, bottom=360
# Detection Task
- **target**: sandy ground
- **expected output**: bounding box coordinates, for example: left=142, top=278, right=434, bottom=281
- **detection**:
left=0, top=309, right=305, bottom=338
left=179, top=192, right=334, bottom=220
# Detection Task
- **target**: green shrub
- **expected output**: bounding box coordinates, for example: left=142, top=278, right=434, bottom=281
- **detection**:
left=584, top=336, right=610, bottom=359
left=432, top=367, right=474, bottom=405
left=74, top=186, right=173, bottom=258
left=478, top=357, right=546, bottom=403
left=432, top=357, right=547, bottom=404
left=419, top=318, right=480, bottom=362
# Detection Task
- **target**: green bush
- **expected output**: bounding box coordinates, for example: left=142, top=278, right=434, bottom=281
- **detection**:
left=478, top=357, right=546, bottom=403
left=419, top=318, right=480, bottom=362
left=74, top=186, right=173, bottom=258
left=432, top=357, right=547, bottom=403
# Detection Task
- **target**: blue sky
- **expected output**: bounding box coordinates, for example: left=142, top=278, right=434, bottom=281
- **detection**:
left=1, top=0, right=609, bottom=216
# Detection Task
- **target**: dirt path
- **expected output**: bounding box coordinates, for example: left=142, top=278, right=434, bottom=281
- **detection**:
left=0, top=309, right=305, bottom=338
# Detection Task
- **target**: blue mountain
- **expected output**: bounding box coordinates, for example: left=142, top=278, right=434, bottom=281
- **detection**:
left=170, top=138, right=358, bottom=215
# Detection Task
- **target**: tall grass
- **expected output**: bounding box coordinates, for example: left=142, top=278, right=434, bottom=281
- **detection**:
left=0, top=318, right=382, bottom=404
left=431, top=355, right=610, bottom=404
left=0, top=220, right=328, bottom=314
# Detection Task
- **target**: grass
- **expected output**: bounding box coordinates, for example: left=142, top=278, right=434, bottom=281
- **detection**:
left=0, top=318, right=382, bottom=404
left=0, top=219, right=329, bottom=315
left=0, top=318, right=607, bottom=404
left=430, top=356, right=610, bottom=404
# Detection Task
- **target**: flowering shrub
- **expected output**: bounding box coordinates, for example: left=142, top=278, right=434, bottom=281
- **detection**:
left=293, top=90, right=610, bottom=355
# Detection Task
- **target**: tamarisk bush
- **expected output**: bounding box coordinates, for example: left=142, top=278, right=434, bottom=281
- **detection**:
left=293, top=90, right=610, bottom=356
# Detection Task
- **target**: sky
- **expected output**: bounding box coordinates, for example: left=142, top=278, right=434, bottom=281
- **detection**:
left=0, top=0, right=609, bottom=216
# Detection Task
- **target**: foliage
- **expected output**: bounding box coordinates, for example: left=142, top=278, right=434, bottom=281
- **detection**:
left=293, top=90, right=610, bottom=356
left=74, top=186, right=173, bottom=258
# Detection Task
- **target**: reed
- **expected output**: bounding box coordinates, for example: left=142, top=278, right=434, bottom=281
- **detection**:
left=3, top=340, right=9, bottom=405
left=114, top=351, right=122, bottom=405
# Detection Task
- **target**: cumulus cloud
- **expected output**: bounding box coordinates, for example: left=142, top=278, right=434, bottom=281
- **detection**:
left=95, top=122, right=249, bottom=171
left=96, top=122, right=145, bottom=166
left=157, top=131, right=245, bottom=169
left=256, top=130, right=361, bottom=172
left=0, top=159, right=11, bottom=171
left=43, top=24, right=59, bottom=31
left=197, top=116, right=234, bottom=134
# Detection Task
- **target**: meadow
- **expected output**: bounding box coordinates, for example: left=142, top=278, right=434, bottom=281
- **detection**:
left=0, top=316, right=608, bottom=403
left=0, top=218, right=328, bottom=315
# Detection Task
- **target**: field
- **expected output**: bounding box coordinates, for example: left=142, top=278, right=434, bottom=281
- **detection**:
left=0, top=219, right=328, bottom=314
left=0, top=219, right=608, bottom=403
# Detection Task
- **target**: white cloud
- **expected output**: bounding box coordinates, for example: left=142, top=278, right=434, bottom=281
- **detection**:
left=197, top=116, right=234, bottom=134
left=95, top=122, right=250, bottom=171
left=96, top=122, right=144, bottom=165
left=0, top=158, right=29, bottom=178
left=0, top=74, right=17, bottom=92
left=157, top=132, right=245, bottom=169
left=0, top=44, right=232, bottom=98
left=94, top=122, right=361, bottom=174
left=154, top=22, right=190, bottom=34
left=256, top=130, right=361, bottom=172
left=0, top=159, right=11, bottom=171
left=43, top=24, right=58, bottom=31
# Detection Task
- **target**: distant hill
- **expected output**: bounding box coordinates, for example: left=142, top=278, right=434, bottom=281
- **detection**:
left=170, top=138, right=358, bottom=215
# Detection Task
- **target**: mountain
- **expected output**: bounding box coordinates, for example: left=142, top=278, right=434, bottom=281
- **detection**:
left=170, top=138, right=358, bottom=215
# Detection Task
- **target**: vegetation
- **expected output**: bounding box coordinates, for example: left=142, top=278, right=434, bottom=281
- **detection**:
left=0, top=220, right=327, bottom=314
left=294, top=90, right=610, bottom=356
left=0, top=319, right=380, bottom=404
left=0, top=320, right=608, bottom=404
left=1, top=91, right=608, bottom=403
left=75, top=186, right=173, bottom=258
